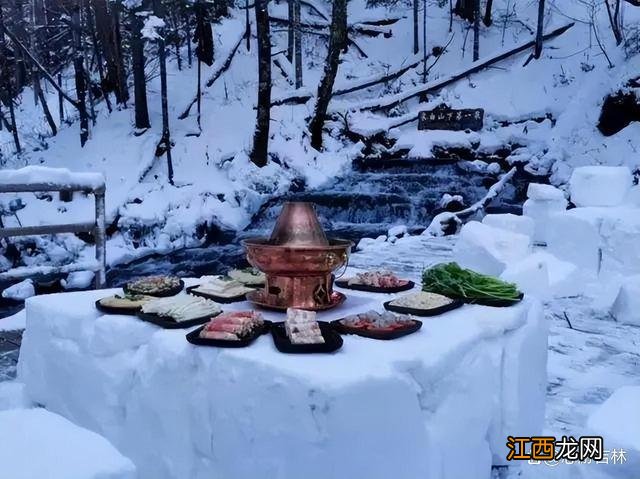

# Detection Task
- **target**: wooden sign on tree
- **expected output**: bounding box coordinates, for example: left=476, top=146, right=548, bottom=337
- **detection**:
left=418, top=104, right=484, bottom=131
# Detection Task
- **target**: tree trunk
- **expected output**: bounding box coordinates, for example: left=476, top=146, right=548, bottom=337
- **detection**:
left=245, top=0, right=251, bottom=51
left=71, top=3, right=89, bottom=146
left=473, top=0, right=480, bottom=61
left=454, top=0, right=475, bottom=22
left=422, top=0, right=427, bottom=83
left=413, top=0, right=419, bottom=54
left=483, top=0, right=494, bottom=26
left=294, top=0, right=302, bottom=89
left=249, top=0, right=271, bottom=167
left=534, top=0, right=545, bottom=58
left=36, top=74, right=57, bottom=135
left=94, top=0, right=128, bottom=105
left=111, top=3, right=129, bottom=104
left=0, top=7, right=21, bottom=153
left=130, top=5, right=150, bottom=129
left=87, top=0, right=112, bottom=113
left=152, top=0, right=174, bottom=184
left=309, top=0, right=347, bottom=150
left=287, top=0, right=294, bottom=61
left=58, top=73, right=64, bottom=123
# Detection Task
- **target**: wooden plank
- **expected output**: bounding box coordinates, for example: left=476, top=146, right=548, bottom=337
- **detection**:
left=0, top=222, right=96, bottom=238
left=0, top=183, right=105, bottom=194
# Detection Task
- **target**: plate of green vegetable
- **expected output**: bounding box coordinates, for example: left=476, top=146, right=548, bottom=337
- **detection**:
left=422, top=262, right=524, bottom=307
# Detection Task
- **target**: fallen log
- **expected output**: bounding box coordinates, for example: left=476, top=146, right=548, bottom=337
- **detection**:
left=269, top=15, right=392, bottom=37
left=425, top=167, right=517, bottom=236
left=179, top=28, right=247, bottom=120
left=271, top=55, right=424, bottom=106
left=349, top=22, right=574, bottom=113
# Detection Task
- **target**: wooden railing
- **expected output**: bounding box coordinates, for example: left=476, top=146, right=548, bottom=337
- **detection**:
left=0, top=180, right=106, bottom=288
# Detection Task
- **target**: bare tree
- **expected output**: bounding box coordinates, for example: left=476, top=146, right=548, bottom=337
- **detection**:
left=287, top=0, right=294, bottom=61
left=250, top=0, right=271, bottom=167
left=0, top=6, right=21, bottom=153
left=129, top=2, right=150, bottom=130
left=605, top=0, right=623, bottom=45
left=413, top=0, right=419, bottom=54
left=194, top=0, right=214, bottom=131
left=483, top=0, right=494, bottom=26
left=293, top=0, right=302, bottom=88
left=473, top=0, right=480, bottom=61
left=71, top=2, right=89, bottom=146
left=534, top=0, right=546, bottom=58
left=309, top=0, right=347, bottom=150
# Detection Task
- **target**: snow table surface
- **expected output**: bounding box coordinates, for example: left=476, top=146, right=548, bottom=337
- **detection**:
left=0, top=408, right=136, bottom=479
left=18, top=278, right=547, bottom=479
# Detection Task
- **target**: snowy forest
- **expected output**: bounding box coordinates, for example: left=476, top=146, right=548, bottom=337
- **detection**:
left=0, top=0, right=639, bottom=478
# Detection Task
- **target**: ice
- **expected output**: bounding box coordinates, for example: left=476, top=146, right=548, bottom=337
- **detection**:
left=569, top=166, right=633, bottom=207
left=599, top=209, right=640, bottom=277
left=522, top=197, right=567, bottom=245
left=611, top=275, right=640, bottom=327
left=18, top=285, right=545, bottom=479
left=587, top=386, right=640, bottom=475
left=62, top=271, right=96, bottom=290
left=500, top=256, right=550, bottom=300
left=482, top=213, right=535, bottom=240
left=453, top=221, right=531, bottom=276
left=526, top=183, right=566, bottom=202
left=546, top=209, right=602, bottom=274
left=1, top=279, right=35, bottom=301
left=0, top=408, right=137, bottom=479
left=0, top=166, right=105, bottom=190
left=0, top=309, right=26, bottom=331
left=626, top=185, right=640, bottom=207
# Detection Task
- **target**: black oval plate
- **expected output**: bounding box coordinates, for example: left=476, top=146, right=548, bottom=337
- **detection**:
left=95, top=298, right=144, bottom=316
left=461, top=292, right=525, bottom=307
left=186, top=321, right=272, bottom=348
left=123, top=279, right=184, bottom=298
left=334, top=279, right=415, bottom=294
left=186, top=285, right=250, bottom=304
left=331, top=318, right=422, bottom=340
left=383, top=298, right=464, bottom=317
left=136, top=310, right=221, bottom=329
left=271, top=321, right=343, bottom=354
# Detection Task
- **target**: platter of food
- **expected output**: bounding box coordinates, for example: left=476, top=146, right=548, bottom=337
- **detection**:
left=186, top=311, right=271, bottom=348
left=383, top=291, right=463, bottom=316
left=334, top=270, right=414, bottom=293
left=422, top=262, right=524, bottom=307
left=271, top=308, right=343, bottom=354
left=227, top=268, right=266, bottom=287
left=332, top=310, right=422, bottom=340
left=123, top=275, right=184, bottom=297
left=95, top=294, right=154, bottom=315
left=186, top=275, right=255, bottom=303
left=136, top=295, right=222, bottom=329
left=246, top=290, right=346, bottom=311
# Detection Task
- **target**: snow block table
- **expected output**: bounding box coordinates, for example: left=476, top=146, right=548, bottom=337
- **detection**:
left=17, top=282, right=547, bottom=479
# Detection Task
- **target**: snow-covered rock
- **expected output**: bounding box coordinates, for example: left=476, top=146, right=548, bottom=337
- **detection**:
left=482, top=213, right=535, bottom=240
left=356, top=237, right=376, bottom=251
left=587, top=386, right=640, bottom=474
left=522, top=195, right=568, bottom=245
left=546, top=209, right=602, bottom=274
left=569, top=166, right=633, bottom=207
left=18, top=286, right=545, bottom=479
left=453, top=221, right=531, bottom=276
left=2, top=279, right=35, bottom=301
left=387, top=225, right=408, bottom=238
left=611, top=275, right=640, bottom=326
left=62, top=271, right=95, bottom=290
left=0, top=408, right=137, bottom=479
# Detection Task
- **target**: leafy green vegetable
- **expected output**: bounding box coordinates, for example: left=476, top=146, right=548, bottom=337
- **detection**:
left=422, top=262, right=522, bottom=302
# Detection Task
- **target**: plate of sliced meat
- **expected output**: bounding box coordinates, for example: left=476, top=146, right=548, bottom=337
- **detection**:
left=186, top=311, right=271, bottom=348
left=271, top=308, right=343, bottom=354
left=332, top=310, right=422, bottom=340
left=335, top=270, right=414, bottom=293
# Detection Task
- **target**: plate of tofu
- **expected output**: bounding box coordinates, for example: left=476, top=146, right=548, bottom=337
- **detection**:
left=270, top=308, right=343, bottom=354
left=186, top=276, right=255, bottom=303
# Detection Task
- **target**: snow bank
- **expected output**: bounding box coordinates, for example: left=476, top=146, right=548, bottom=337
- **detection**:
left=611, top=275, right=640, bottom=327
left=0, top=408, right=137, bottom=479
left=0, top=166, right=105, bottom=190
left=569, top=166, right=632, bottom=207
left=453, top=221, right=531, bottom=276
left=482, top=213, right=534, bottom=239
left=0, top=309, right=26, bottom=330
left=1, top=279, right=35, bottom=301
left=18, top=285, right=545, bottom=479
left=0, top=381, right=29, bottom=411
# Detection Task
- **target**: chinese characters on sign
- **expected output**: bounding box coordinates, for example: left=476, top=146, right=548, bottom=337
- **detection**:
left=506, top=436, right=627, bottom=465
left=418, top=106, right=484, bottom=131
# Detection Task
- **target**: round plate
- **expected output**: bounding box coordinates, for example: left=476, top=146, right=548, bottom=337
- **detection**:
left=246, top=290, right=347, bottom=312
left=186, top=321, right=272, bottom=348
left=332, top=318, right=422, bottom=340
left=123, top=279, right=184, bottom=297
left=136, top=310, right=221, bottom=329
left=95, top=298, right=144, bottom=316
left=383, top=298, right=464, bottom=317
left=334, top=279, right=415, bottom=294
left=186, top=285, right=250, bottom=304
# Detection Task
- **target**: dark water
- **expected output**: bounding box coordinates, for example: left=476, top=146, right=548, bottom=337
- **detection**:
left=0, top=159, right=526, bottom=318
